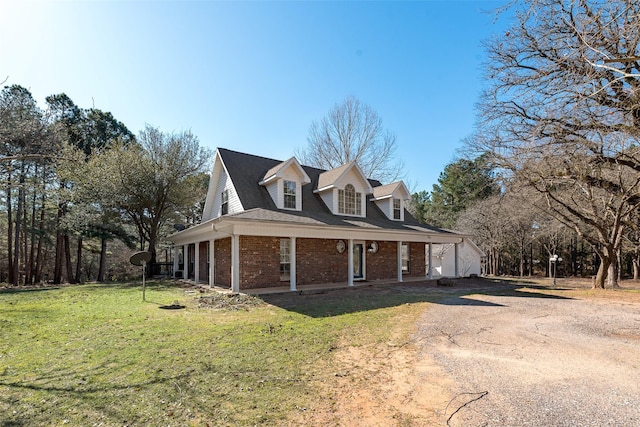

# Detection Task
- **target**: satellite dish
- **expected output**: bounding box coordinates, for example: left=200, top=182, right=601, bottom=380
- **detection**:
left=174, top=224, right=186, bottom=231
left=130, top=251, right=152, bottom=266
left=129, top=251, right=152, bottom=301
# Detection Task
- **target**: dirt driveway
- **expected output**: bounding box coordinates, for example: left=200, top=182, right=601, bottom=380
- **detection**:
left=414, top=285, right=640, bottom=426
left=301, top=280, right=640, bottom=426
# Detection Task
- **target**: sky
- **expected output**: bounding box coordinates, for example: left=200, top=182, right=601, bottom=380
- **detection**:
left=0, top=0, right=512, bottom=192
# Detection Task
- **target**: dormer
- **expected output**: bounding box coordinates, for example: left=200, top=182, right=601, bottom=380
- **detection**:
left=314, top=162, right=374, bottom=217
left=370, top=181, right=411, bottom=221
left=259, top=157, right=311, bottom=211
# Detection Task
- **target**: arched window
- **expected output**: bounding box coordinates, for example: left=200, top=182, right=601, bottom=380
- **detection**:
left=338, top=184, right=362, bottom=215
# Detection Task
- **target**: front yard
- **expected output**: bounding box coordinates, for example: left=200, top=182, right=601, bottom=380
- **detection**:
left=0, top=280, right=433, bottom=426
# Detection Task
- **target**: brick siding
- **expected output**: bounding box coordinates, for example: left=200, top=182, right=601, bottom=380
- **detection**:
left=297, top=238, right=349, bottom=285
left=210, top=235, right=425, bottom=289
left=239, top=236, right=281, bottom=289
left=198, top=242, right=208, bottom=282
left=409, top=242, right=426, bottom=277
left=366, top=240, right=398, bottom=281
left=214, top=237, right=231, bottom=287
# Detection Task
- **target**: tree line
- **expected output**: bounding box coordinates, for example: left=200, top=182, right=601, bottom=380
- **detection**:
left=0, top=85, right=210, bottom=285
left=412, top=0, right=640, bottom=289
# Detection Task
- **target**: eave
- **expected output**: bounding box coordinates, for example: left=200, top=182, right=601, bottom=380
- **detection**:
left=169, top=214, right=468, bottom=245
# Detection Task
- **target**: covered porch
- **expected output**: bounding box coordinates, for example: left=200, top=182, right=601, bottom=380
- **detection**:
left=170, top=218, right=468, bottom=293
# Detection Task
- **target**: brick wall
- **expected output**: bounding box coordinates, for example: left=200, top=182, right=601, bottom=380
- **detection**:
left=212, top=235, right=425, bottom=289
left=366, top=240, right=398, bottom=281
left=198, top=242, right=208, bottom=282
left=239, top=236, right=281, bottom=289
left=409, top=242, right=426, bottom=277
left=297, top=238, right=349, bottom=285
left=215, top=237, right=231, bottom=287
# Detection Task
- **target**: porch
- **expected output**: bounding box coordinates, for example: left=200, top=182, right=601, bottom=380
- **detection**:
left=181, top=275, right=448, bottom=296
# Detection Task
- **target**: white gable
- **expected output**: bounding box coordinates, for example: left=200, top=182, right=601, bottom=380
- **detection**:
left=334, top=166, right=371, bottom=194
left=260, top=157, right=311, bottom=186
left=201, top=150, right=244, bottom=221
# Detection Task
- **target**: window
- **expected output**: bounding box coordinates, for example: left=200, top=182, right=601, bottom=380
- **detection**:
left=402, top=243, right=410, bottom=274
left=221, top=190, right=229, bottom=215
left=280, top=238, right=291, bottom=281
left=393, top=198, right=401, bottom=220
left=338, top=184, right=362, bottom=215
left=283, top=180, right=296, bottom=209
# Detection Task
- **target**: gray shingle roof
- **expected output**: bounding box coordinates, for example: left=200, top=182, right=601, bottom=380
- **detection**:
left=218, top=148, right=453, bottom=234
left=316, top=162, right=353, bottom=190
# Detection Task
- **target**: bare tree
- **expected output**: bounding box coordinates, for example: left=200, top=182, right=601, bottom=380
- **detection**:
left=456, top=195, right=510, bottom=276
left=471, top=0, right=640, bottom=288
left=296, top=96, right=403, bottom=183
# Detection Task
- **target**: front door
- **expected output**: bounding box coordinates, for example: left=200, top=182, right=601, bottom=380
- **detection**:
left=353, top=242, right=364, bottom=280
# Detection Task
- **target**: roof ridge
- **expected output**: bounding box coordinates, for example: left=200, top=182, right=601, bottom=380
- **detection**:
left=218, top=147, right=285, bottom=164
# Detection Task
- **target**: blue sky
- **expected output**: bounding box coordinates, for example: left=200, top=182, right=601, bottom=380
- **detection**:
left=1, top=1, right=511, bottom=192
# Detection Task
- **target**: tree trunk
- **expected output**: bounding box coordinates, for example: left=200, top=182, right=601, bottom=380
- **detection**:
left=27, top=164, right=38, bottom=286
left=607, top=262, right=619, bottom=288
left=519, top=241, right=525, bottom=277
left=22, top=180, right=29, bottom=285
left=75, top=237, right=83, bottom=283
left=633, top=250, right=640, bottom=280
left=617, top=246, right=623, bottom=284
left=34, top=173, right=46, bottom=284
left=64, top=234, right=74, bottom=284
left=593, top=247, right=614, bottom=289
left=53, top=202, right=64, bottom=284
left=6, top=166, right=13, bottom=284
left=148, top=228, right=158, bottom=265
left=12, top=166, right=25, bottom=285
left=607, top=246, right=622, bottom=289
left=97, top=237, right=107, bottom=282
left=529, top=242, right=534, bottom=276
left=594, top=261, right=608, bottom=289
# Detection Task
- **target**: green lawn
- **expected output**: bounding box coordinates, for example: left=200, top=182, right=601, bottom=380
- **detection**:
left=0, top=281, right=433, bottom=426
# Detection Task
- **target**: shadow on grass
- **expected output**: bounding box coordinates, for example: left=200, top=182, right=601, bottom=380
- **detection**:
left=259, top=279, right=574, bottom=318
left=80, top=280, right=177, bottom=291
left=0, top=286, right=61, bottom=294
left=0, top=280, right=178, bottom=294
left=0, top=359, right=197, bottom=427
left=0, top=359, right=194, bottom=394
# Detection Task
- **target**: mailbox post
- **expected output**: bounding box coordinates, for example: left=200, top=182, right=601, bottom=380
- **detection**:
left=550, top=254, right=562, bottom=286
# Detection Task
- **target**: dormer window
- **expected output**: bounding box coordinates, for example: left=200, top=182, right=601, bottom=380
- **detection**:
left=370, top=181, right=410, bottom=221
left=259, top=157, right=310, bottom=211
left=221, top=189, right=229, bottom=215
left=283, top=180, right=296, bottom=209
left=339, top=184, right=362, bottom=216
left=393, top=198, right=401, bottom=220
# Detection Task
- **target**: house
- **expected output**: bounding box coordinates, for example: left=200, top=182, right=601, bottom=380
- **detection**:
left=169, top=148, right=480, bottom=292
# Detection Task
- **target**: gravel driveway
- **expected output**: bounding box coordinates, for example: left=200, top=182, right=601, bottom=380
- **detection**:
left=414, top=288, right=640, bottom=426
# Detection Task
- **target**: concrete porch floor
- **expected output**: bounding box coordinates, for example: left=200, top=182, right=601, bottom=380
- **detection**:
left=193, top=275, right=444, bottom=296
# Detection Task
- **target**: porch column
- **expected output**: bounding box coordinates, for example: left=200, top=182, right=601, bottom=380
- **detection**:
left=173, top=246, right=179, bottom=278
left=290, top=237, right=297, bottom=291
left=347, top=239, right=354, bottom=286
left=194, top=242, right=200, bottom=285
left=454, top=242, right=460, bottom=278
left=183, top=244, right=188, bottom=280
left=397, top=241, right=403, bottom=283
left=427, top=242, right=433, bottom=280
left=209, top=239, right=215, bottom=288
left=231, top=234, right=240, bottom=293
